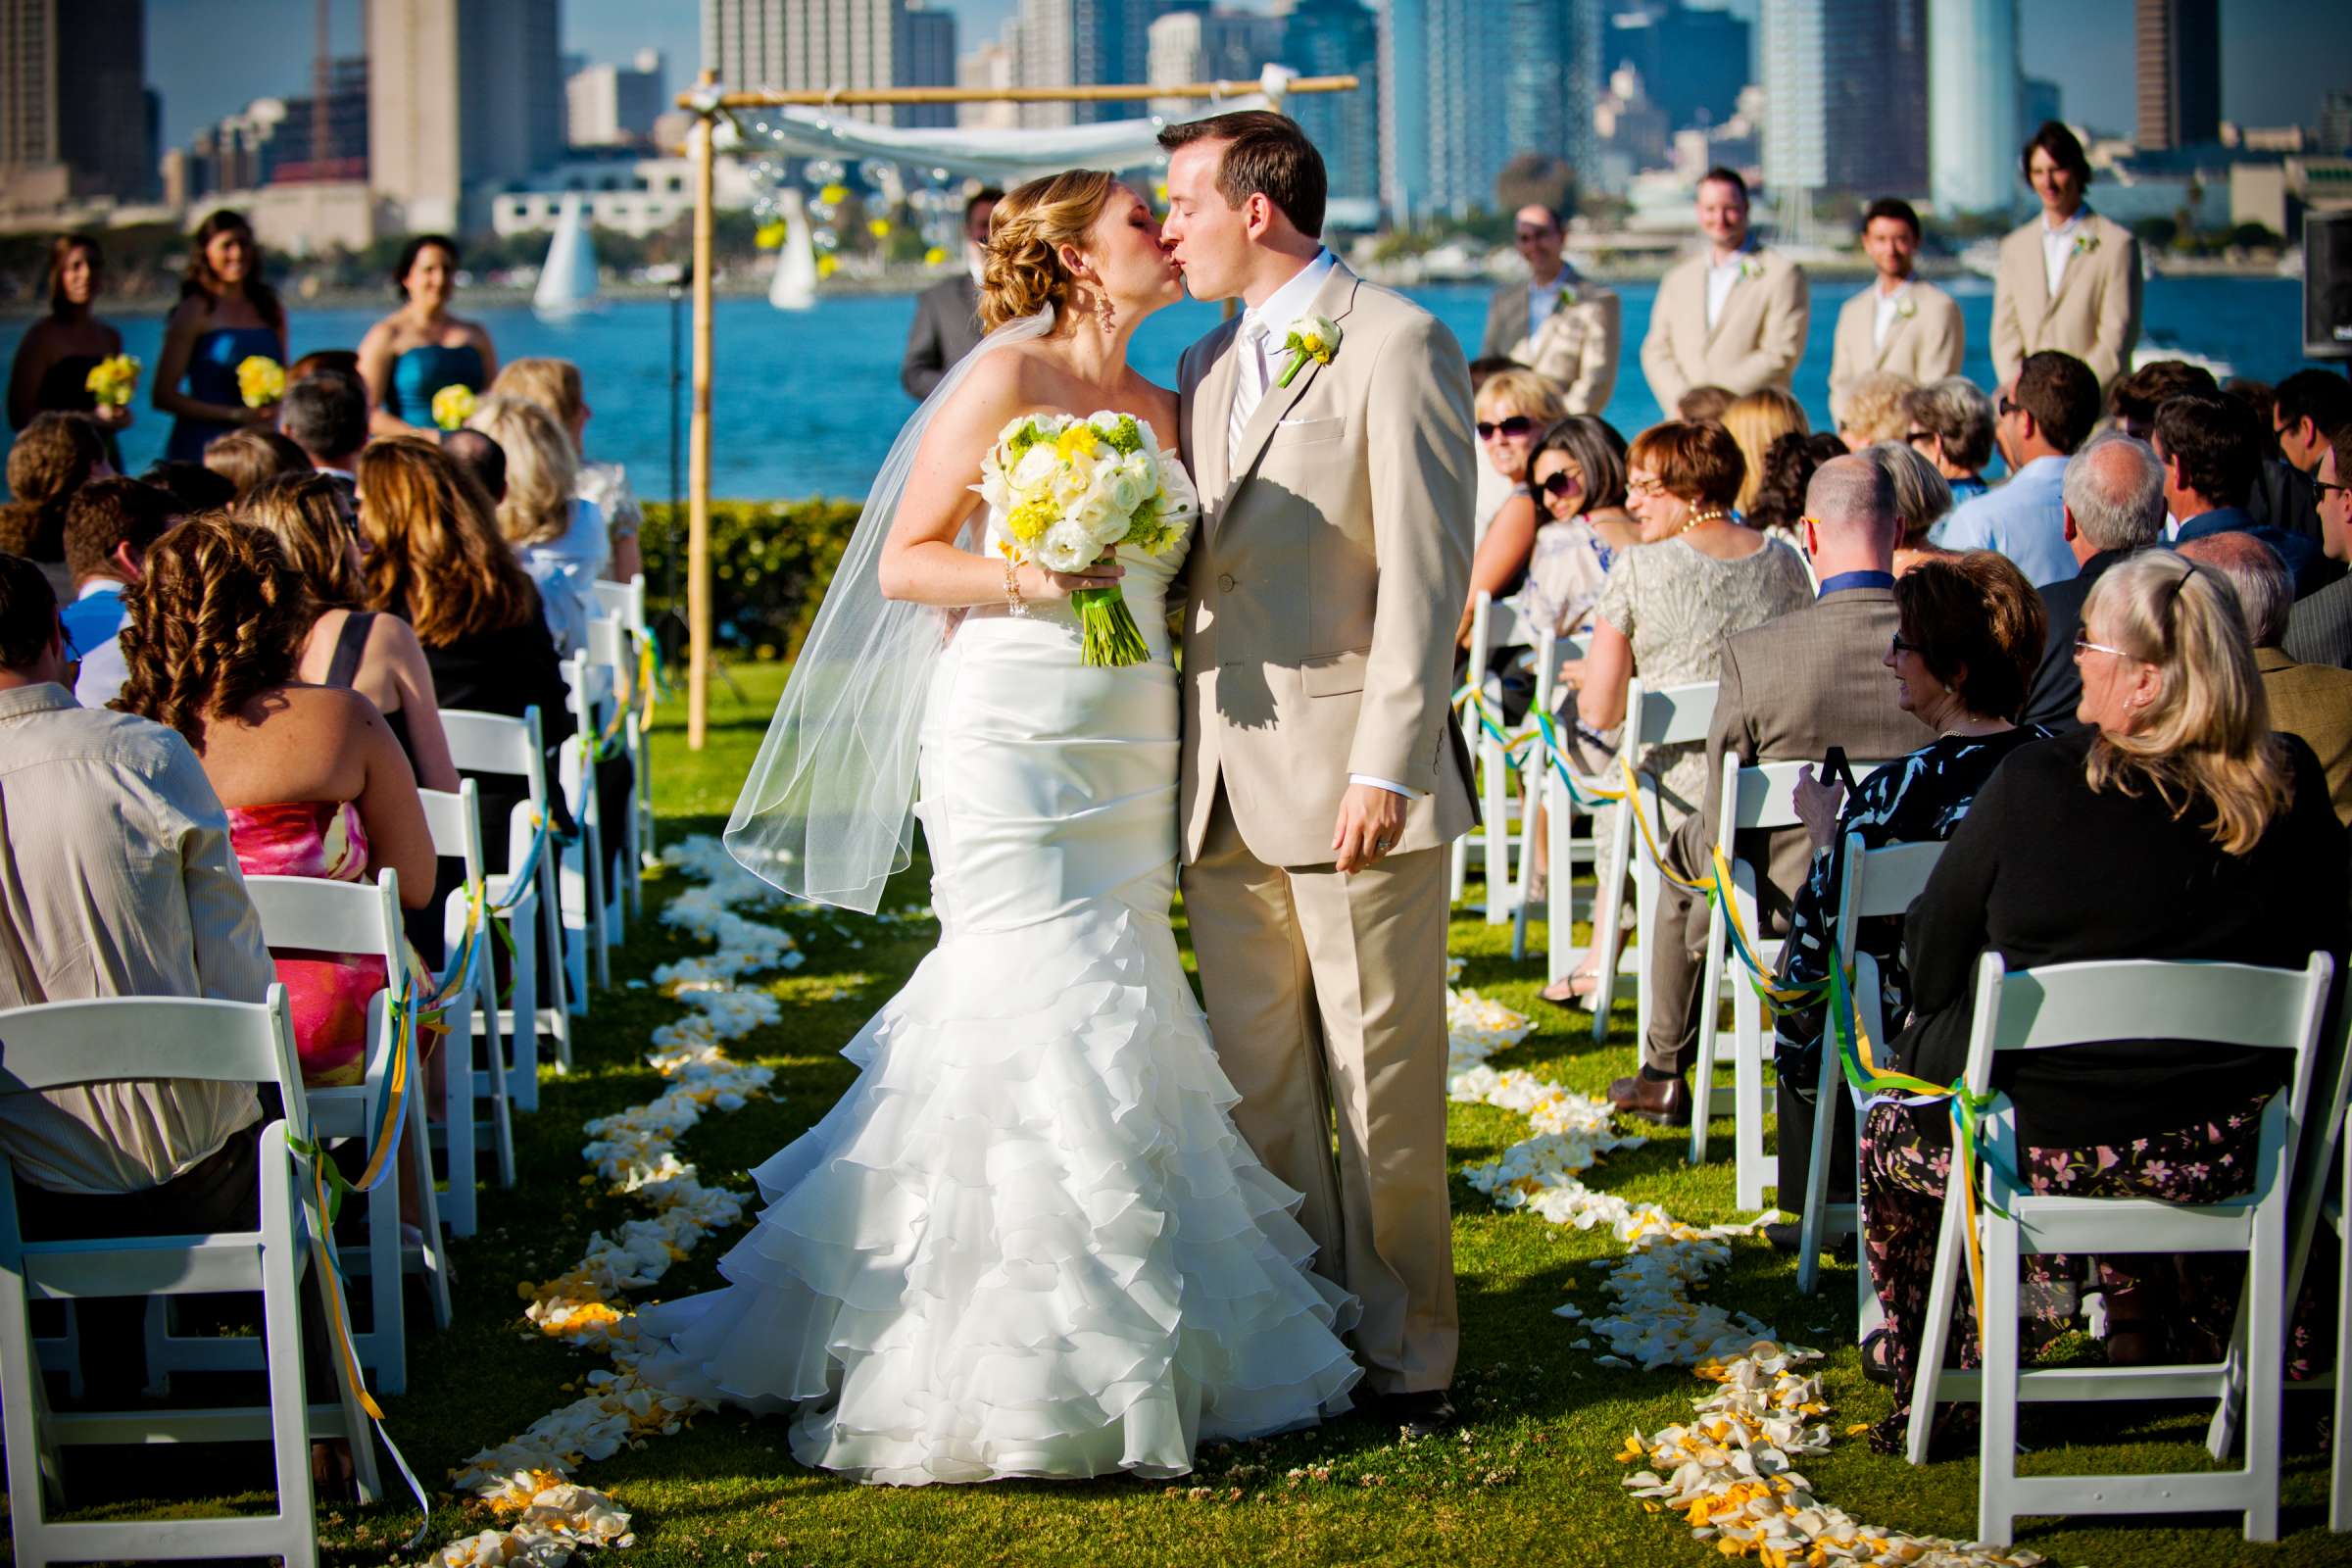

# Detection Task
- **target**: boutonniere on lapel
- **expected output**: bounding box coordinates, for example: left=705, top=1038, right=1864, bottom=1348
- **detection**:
left=1554, top=283, right=1579, bottom=311
left=1277, top=315, right=1341, bottom=389
left=1893, top=294, right=1918, bottom=320
left=1737, top=255, right=1764, bottom=282
left=2072, top=232, right=2100, bottom=258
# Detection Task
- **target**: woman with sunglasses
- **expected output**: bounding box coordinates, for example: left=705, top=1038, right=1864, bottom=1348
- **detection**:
left=1458, top=368, right=1566, bottom=648
left=1518, top=415, right=1636, bottom=640
left=1857, top=552, right=2346, bottom=1452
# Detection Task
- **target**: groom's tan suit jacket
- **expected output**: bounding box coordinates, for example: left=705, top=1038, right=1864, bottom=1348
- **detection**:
left=1175, top=261, right=1478, bottom=869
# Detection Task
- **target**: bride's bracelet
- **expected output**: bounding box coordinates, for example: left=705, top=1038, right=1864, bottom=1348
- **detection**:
left=1003, top=558, right=1029, bottom=619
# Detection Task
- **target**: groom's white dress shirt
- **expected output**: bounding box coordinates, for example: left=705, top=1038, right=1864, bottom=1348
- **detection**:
left=1231, top=248, right=1416, bottom=806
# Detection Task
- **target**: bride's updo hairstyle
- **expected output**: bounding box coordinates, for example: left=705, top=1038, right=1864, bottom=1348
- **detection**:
left=979, top=169, right=1119, bottom=331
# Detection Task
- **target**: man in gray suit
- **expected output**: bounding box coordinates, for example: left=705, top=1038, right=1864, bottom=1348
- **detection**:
left=1610, top=458, right=1930, bottom=1130
left=899, top=187, right=1001, bottom=401
left=2287, top=418, right=2352, bottom=669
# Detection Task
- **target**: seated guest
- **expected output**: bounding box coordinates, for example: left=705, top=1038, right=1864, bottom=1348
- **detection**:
left=2180, top=530, right=2352, bottom=823
left=2023, top=434, right=2168, bottom=730
left=114, top=516, right=437, bottom=1090
left=2155, top=391, right=2324, bottom=594
left=59, top=476, right=174, bottom=707
left=2286, top=417, right=2352, bottom=668
left=1862, top=553, right=2349, bottom=1450
left=1602, top=455, right=1928, bottom=1118
left=238, top=471, right=459, bottom=794
left=2253, top=368, right=2352, bottom=556
left=465, top=393, right=606, bottom=657
left=1722, top=387, right=1807, bottom=520
left=1540, top=421, right=1815, bottom=1005
left=2, top=410, right=110, bottom=597
left=139, top=458, right=237, bottom=517
left=1459, top=368, right=1565, bottom=646
left=1836, top=370, right=1914, bottom=453
left=1468, top=356, right=1526, bottom=539
left=489, top=357, right=640, bottom=581
left=1677, top=384, right=1735, bottom=424
left=1746, top=430, right=1845, bottom=550
left=1938, top=350, right=2100, bottom=587
left=1519, top=415, right=1636, bottom=639
left=1771, top=552, right=2049, bottom=1272
left=200, top=425, right=311, bottom=503
left=0, top=551, right=283, bottom=1408
left=2104, top=357, right=2215, bottom=442
left=1863, top=440, right=1955, bottom=575
left=1901, top=377, right=1995, bottom=504
left=289, top=348, right=365, bottom=391
left=277, top=370, right=368, bottom=516
left=441, top=427, right=506, bottom=505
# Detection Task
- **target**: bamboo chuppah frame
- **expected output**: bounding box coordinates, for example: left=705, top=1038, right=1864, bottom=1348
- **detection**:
left=670, top=70, right=1362, bottom=749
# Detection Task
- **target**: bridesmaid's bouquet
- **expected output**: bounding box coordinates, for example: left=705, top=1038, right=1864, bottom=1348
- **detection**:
left=432, top=383, right=479, bottom=431
left=976, top=411, right=1197, bottom=666
left=236, top=355, right=286, bottom=409
left=83, top=354, right=140, bottom=408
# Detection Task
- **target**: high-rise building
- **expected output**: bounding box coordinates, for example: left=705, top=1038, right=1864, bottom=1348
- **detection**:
left=1761, top=0, right=1927, bottom=203
left=1503, top=0, right=1602, bottom=198
left=2135, top=0, right=2219, bottom=151
left=1016, top=0, right=1172, bottom=127
left=567, top=50, right=667, bottom=148
left=1376, top=0, right=1432, bottom=220
left=958, top=35, right=1021, bottom=130
left=0, top=0, right=150, bottom=210
left=702, top=0, right=957, bottom=128
left=1927, top=0, right=2019, bottom=216
left=1276, top=0, right=1380, bottom=220
left=369, top=0, right=562, bottom=232
left=1608, top=3, right=1750, bottom=133
left=2021, top=74, right=2061, bottom=142
left=270, top=57, right=369, bottom=183
left=1148, top=7, right=1281, bottom=116
left=1382, top=0, right=1597, bottom=220
left=2321, top=90, right=2352, bottom=157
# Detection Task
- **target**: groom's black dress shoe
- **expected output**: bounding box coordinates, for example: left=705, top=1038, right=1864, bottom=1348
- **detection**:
left=1371, top=1389, right=1458, bottom=1438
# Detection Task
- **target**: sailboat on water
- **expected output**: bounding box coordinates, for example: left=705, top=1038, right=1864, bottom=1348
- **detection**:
left=768, top=186, right=818, bottom=311
left=534, top=195, right=602, bottom=319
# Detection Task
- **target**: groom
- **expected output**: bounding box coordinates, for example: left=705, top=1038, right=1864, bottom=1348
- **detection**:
left=1157, top=112, right=1479, bottom=1433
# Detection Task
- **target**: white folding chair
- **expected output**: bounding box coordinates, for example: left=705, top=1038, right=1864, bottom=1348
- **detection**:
left=417, top=781, right=517, bottom=1237
left=235, top=869, right=454, bottom=1396
left=1452, top=591, right=1554, bottom=925
left=1793, top=835, right=1947, bottom=1298
left=559, top=650, right=615, bottom=995
left=2331, top=1103, right=2350, bottom=1531
left=1587, top=679, right=1718, bottom=1044
left=1509, top=632, right=1583, bottom=965
left=1905, top=952, right=2333, bottom=1547
left=591, top=573, right=656, bottom=884
left=441, top=705, right=572, bottom=1099
left=582, top=614, right=643, bottom=933
left=0, top=987, right=386, bottom=1565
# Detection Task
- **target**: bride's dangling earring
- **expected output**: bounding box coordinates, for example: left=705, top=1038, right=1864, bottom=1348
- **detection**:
left=1098, top=291, right=1117, bottom=335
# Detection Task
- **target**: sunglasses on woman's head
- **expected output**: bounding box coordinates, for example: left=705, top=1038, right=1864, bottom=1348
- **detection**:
left=1536, top=470, right=1585, bottom=500
left=1477, top=416, right=1536, bottom=442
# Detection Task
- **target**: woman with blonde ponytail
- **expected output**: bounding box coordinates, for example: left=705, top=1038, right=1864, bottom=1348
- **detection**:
left=636, top=164, right=1363, bottom=1482
left=1853, top=550, right=2349, bottom=1448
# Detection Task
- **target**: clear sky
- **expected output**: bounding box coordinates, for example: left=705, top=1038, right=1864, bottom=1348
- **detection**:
left=149, top=0, right=2350, bottom=159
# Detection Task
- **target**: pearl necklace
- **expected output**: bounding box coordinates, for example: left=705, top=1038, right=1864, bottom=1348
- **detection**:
left=1678, top=508, right=1730, bottom=535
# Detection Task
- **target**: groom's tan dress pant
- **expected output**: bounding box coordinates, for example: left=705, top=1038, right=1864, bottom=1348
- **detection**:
left=1180, top=785, right=1456, bottom=1395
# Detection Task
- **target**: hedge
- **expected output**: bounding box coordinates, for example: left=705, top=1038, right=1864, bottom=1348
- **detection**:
left=639, top=497, right=863, bottom=662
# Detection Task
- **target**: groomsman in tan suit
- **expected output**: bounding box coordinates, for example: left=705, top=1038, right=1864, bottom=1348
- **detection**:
left=1157, top=111, right=1479, bottom=1435
left=1479, top=203, right=1620, bottom=415
left=1641, top=168, right=1809, bottom=412
left=1828, top=198, right=1963, bottom=424
left=1992, top=121, right=2141, bottom=390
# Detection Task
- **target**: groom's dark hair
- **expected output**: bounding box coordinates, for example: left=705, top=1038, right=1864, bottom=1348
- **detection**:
left=1157, top=111, right=1326, bottom=240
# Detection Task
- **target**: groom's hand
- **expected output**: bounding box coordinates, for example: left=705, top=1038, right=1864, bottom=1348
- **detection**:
left=1332, top=783, right=1407, bottom=873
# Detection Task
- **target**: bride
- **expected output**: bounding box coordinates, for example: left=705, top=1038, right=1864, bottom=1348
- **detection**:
left=631, top=170, right=1360, bottom=1484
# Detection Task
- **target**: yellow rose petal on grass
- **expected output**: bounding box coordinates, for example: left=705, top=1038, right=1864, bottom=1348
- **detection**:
left=1844, top=1423, right=1871, bottom=1436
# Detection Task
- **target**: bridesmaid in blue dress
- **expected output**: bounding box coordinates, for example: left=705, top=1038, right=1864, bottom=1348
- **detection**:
left=154, top=211, right=288, bottom=464
left=358, top=235, right=498, bottom=437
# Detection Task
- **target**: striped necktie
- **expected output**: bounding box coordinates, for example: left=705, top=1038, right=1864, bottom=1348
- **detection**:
left=1227, top=316, right=1269, bottom=468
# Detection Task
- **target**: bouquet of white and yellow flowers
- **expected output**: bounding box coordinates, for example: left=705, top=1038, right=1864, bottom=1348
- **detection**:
left=432, top=382, right=478, bottom=431
left=84, top=354, right=141, bottom=408
left=975, top=410, right=1197, bottom=666
left=235, top=355, right=286, bottom=409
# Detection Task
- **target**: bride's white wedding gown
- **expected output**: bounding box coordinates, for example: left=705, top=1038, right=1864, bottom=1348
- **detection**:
left=633, top=486, right=1361, bottom=1485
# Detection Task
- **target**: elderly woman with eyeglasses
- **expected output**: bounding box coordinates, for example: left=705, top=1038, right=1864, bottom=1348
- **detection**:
left=1458, top=368, right=1567, bottom=648
left=1538, top=419, right=1811, bottom=1005
left=1853, top=551, right=2349, bottom=1453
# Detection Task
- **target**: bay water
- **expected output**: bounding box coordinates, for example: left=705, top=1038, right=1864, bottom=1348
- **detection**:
left=5, top=273, right=2333, bottom=506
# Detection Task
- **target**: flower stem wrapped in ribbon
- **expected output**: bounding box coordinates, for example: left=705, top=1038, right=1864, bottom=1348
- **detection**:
left=975, top=410, right=1198, bottom=666
left=431, top=382, right=478, bottom=432
left=83, top=354, right=141, bottom=408
left=235, top=355, right=286, bottom=409
left=1276, top=314, right=1341, bottom=388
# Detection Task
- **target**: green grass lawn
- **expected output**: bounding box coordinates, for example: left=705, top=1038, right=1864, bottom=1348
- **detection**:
left=25, top=660, right=2344, bottom=1566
